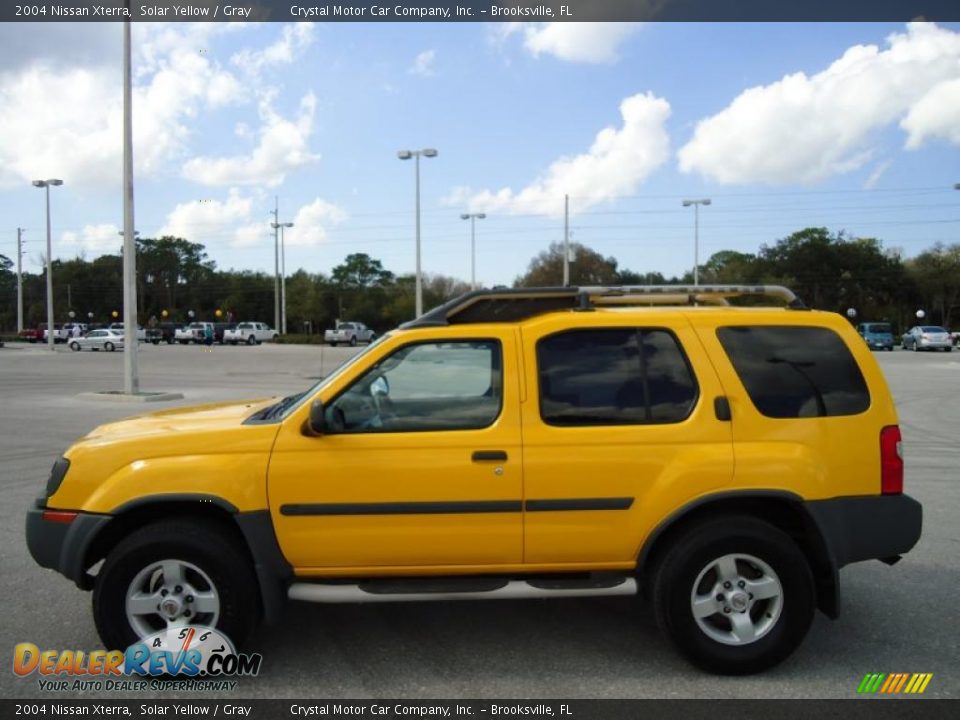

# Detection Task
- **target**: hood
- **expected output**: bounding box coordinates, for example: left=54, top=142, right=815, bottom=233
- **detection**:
left=79, top=398, right=277, bottom=444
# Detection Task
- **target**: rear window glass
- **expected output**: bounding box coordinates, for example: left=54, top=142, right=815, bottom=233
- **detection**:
left=537, top=328, right=698, bottom=426
left=863, top=323, right=891, bottom=333
left=717, top=326, right=870, bottom=418
left=920, top=326, right=947, bottom=333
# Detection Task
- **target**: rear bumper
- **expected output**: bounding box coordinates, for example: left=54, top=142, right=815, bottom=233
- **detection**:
left=805, top=494, right=922, bottom=568
left=25, top=499, right=110, bottom=589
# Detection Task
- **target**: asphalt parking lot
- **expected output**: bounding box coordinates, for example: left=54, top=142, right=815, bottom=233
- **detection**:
left=1, top=342, right=957, bottom=699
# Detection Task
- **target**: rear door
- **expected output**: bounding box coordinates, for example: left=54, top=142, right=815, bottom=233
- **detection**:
left=519, top=312, right=734, bottom=565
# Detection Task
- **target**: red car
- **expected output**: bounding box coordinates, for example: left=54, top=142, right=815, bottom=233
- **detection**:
left=17, top=327, right=42, bottom=343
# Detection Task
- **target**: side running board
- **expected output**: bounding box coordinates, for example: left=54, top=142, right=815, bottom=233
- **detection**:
left=288, top=577, right=637, bottom=604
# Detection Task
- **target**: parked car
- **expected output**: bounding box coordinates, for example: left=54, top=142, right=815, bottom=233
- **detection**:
left=27, top=285, right=922, bottom=675
left=214, top=322, right=236, bottom=344
left=17, top=327, right=42, bottom=343
left=39, top=323, right=69, bottom=343
left=146, top=322, right=179, bottom=345
left=901, top=325, right=953, bottom=352
left=857, top=322, right=895, bottom=351
left=108, top=323, right=146, bottom=342
left=224, top=322, right=279, bottom=345
left=324, top=321, right=376, bottom=346
left=175, top=322, right=214, bottom=344
left=68, top=328, right=125, bottom=352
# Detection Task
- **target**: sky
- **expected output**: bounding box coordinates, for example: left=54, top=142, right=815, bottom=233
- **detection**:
left=0, top=21, right=958, bottom=287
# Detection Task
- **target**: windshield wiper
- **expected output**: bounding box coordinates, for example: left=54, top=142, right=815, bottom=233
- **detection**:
left=256, top=392, right=306, bottom=420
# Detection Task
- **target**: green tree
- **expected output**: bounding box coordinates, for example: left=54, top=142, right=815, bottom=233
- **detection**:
left=907, top=243, right=960, bottom=327
left=514, top=242, right=620, bottom=287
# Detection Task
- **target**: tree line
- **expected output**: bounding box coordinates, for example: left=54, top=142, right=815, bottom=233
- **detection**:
left=1, top=228, right=959, bottom=334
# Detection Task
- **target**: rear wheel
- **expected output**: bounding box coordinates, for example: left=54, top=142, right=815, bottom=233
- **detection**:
left=652, top=516, right=814, bottom=675
left=93, top=520, right=260, bottom=651
left=105, top=341, right=116, bottom=352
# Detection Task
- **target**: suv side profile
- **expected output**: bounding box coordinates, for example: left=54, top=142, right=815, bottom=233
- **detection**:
left=25, top=285, right=922, bottom=674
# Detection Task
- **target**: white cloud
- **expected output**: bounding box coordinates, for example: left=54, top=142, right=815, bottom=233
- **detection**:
left=158, top=190, right=256, bottom=247
left=678, top=23, right=960, bottom=185
left=181, top=92, right=320, bottom=187
left=409, top=49, right=436, bottom=76
left=901, top=77, right=960, bottom=149
left=499, top=22, right=641, bottom=64
left=286, top=199, right=348, bottom=247
left=449, top=92, right=670, bottom=216
left=231, top=23, right=314, bottom=76
left=0, top=23, right=249, bottom=189
left=863, top=160, right=892, bottom=189
left=60, top=224, right=121, bottom=253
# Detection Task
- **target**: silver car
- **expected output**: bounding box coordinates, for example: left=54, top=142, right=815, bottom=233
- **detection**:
left=69, top=329, right=125, bottom=352
left=901, top=325, right=953, bottom=352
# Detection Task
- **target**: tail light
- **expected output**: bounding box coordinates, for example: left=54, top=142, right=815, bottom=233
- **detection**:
left=880, top=425, right=903, bottom=495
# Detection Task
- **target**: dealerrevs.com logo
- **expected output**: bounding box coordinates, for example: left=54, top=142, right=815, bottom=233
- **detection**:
left=14, top=626, right=262, bottom=692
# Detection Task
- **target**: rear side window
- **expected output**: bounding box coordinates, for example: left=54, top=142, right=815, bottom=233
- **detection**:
left=717, top=326, right=870, bottom=418
left=538, top=329, right=698, bottom=426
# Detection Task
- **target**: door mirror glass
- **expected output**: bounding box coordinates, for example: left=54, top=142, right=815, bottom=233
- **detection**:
left=370, top=375, right=389, bottom=398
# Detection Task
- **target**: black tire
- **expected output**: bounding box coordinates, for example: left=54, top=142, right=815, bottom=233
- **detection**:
left=946, top=347, right=953, bottom=353
left=105, top=342, right=115, bottom=352
left=70, top=341, right=81, bottom=352
left=151, top=339, right=159, bottom=345
left=247, top=335, right=256, bottom=346
left=350, top=336, right=358, bottom=347
left=93, top=520, right=260, bottom=651
left=652, top=516, right=814, bottom=675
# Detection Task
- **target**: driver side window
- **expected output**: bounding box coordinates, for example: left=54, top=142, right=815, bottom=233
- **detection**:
left=326, top=340, right=502, bottom=433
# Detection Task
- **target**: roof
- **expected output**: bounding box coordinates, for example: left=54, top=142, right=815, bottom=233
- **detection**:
left=401, top=285, right=807, bottom=328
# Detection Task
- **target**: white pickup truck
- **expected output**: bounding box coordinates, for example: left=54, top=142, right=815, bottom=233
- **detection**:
left=176, top=322, right=213, bottom=344
left=324, top=321, right=376, bottom=346
left=223, top=322, right=278, bottom=345
left=108, top=323, right=146, bottom=341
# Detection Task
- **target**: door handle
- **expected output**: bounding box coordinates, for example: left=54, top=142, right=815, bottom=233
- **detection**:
left=714, top=396, right=732, bottom=422
left=472, top=450, right=508, bottom=462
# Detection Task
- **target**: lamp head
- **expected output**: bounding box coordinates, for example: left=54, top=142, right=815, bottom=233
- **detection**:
left=397, top=150, right=413, bottom=160
left=460, top=214, right=470, bottom=220
left=32, top=180, right=46, bottom=188
left=476, top=213, right=486, bottom=219
left=422, top=148, right=438, bottom=158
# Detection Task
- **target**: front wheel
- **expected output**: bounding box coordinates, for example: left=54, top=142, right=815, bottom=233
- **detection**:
left=652, top=516, right=814, bottom=675
left=350, top=336, right=358, bottom=347
left=104, top=342, right=116, bottom=352
left=93, top=520, right=260, bottom=651
left=70, top=341, right=81, bottom=352
left=247, top=336, right=256, bottom=346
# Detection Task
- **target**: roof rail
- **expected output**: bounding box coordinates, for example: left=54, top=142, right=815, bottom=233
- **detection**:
left=402, top=285, right=806, bottom=328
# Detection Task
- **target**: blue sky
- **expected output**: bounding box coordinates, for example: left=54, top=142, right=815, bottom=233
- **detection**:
left=1, top=21, right=958, bottom=287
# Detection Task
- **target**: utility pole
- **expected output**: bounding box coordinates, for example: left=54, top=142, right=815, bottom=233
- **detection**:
left=67, top=284, right=72, bottom=310
left=271, top=197, right=280, bottom=332
left=562, top=194, right=570, bottom=286
left=122, top=3, right=139, bottom=393
left=16, top=228, right=24, bottom=332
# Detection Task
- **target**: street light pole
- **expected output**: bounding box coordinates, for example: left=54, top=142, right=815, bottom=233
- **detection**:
left=563, top=194, right=570, bottom=286
left=32, top=179, right=63, bottom=351
left=681, top=198, right=711, bottom=286
left=122, top=6, right=139, bottom=393
left=460, top=213, right=486, bottom=290
left=16, top=227, right=24, bottom=333
left=398, top=148, right=438, bottom=317
left=271, top=197, right=280, bottom=333
left=279, top=222, right=293, bottom=334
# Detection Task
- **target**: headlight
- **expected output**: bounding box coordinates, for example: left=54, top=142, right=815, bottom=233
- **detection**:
left=46, top=457, right=70, bottom=497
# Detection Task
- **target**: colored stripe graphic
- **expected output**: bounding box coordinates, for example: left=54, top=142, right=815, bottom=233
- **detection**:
left=857, top=673, right=932, bottom=694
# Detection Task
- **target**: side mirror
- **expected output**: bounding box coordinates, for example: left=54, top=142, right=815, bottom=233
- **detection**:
left=307, top=399, right=325, bottom=436
left=371, top=375, right=389, bottom=399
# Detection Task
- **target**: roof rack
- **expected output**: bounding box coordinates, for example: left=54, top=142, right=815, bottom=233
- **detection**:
left=402, top=285, right=806, bottom=328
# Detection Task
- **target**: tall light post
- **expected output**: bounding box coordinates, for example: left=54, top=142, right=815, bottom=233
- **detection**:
left=460, top=213, right=486, bottom=290
left=681, top=198, right=711, bottom=286
left=276, top=222, right=293, bottom=334
left=121, top=5, right=139, bottom=393
left=32, top=179, right=63, bottom=351
left=398, top=148, right=438, bottom=317
left=15, top=227, right=25, bottom=333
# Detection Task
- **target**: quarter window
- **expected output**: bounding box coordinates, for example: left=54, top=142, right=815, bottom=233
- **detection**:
left=326, top=340, right=502, bottom=433
left=537, top=329, right=698, bottom=426
left=717, top=326, right=870, bottom=418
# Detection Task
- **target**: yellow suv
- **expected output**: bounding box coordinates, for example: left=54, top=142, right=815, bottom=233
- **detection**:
left=26, top=285, right=922, bottom=674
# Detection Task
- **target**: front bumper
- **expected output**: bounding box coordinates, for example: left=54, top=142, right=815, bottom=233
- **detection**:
left=25, top=499, right=111, bottom=589
left=806, top=494, right=922, bottom=568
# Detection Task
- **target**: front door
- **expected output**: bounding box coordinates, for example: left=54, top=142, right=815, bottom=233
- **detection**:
left=268, top=328, right=523, bottom=571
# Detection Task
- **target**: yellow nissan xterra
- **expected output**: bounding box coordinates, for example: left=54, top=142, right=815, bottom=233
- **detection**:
left=26, top=286, right=922, bottom=674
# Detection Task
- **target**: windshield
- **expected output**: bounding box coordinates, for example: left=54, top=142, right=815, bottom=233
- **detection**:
left=271, top=333, right=391, bottom=421
left=921, top=326, right=947, bottom=333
